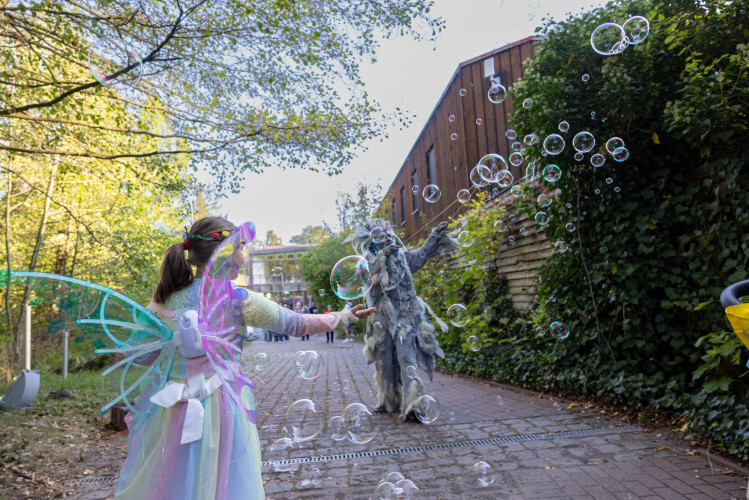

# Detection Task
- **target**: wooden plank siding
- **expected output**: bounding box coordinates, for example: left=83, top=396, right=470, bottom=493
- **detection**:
left=379, top=37, right=547, bottom=311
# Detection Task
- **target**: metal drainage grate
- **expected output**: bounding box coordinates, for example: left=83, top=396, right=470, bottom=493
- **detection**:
left=262, top=425, right=640, bottom=468
left=64, top=475, right=118, bottom=485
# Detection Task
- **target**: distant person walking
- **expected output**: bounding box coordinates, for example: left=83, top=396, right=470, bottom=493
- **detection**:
left=324, top=304, right=335, bottom=343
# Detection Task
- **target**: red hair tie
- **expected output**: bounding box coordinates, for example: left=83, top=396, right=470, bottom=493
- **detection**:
left=184, top=241, right=191, bottom=250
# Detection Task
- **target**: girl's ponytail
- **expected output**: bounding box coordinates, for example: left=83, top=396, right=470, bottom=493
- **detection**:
left=153, top=242, right=193, bottom=304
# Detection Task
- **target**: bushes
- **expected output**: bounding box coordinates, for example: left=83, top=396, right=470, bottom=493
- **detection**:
left=416, top=0, right=749, bottom=460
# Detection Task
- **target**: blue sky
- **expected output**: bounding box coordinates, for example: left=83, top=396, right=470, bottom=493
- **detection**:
left=219, top=0, right=608, bottom=243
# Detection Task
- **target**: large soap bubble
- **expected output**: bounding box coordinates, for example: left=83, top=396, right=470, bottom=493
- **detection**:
left=542, top=164, right=562, bottom=183
left=447, top=303, right=469, bottom=327
left=284, top=399, right=324, bottom=442
left=268, top=437, right=297, bottom=472
left=572, top=131, right=596, bottom=153
left=543, top=134, right=566, bottom=155
left=495, top=170, right=513, bottom=188
left=295, top=350, right=324, bottom=380
left=623, top=16, right=650, bottom=44
left=343, top=403, right=378, bottom=444
left=330, top=256, right=373, bottom=300
left=422, top=184, right=442, bottom=203
left=457, top=189, right=471, bottom=204
left=414, top=394, right=440, bottom=424
left=470, top=165, right=492, bottom=188
left=488, top=84, right=507, bottom=104
left=590, top=22, right=627, bottom=55
left=474, top=461, right=496, bottom=487
left=478, top=154, right=508, bottom=182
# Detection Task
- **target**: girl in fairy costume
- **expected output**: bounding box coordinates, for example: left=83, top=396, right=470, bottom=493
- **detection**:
left=115, top=216, right=374, bottom=499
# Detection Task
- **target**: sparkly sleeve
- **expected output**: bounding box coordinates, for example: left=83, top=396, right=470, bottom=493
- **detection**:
left=240, top=290, right=356, bottom=337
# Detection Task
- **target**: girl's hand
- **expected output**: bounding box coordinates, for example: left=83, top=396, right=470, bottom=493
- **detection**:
left=350, top=304, right=376, bottom=319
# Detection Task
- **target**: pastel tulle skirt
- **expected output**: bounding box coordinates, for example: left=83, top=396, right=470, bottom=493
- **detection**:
left=114, top=380, right=264, bottom=500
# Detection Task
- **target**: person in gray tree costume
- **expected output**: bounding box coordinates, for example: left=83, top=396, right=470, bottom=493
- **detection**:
left=345, top=219, right=458, bottom=421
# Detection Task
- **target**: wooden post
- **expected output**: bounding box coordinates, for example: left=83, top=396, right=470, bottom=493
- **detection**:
left=24, top=304, right=31, bottom=370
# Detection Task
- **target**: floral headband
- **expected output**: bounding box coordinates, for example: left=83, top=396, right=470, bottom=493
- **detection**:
left=182, top=228, right=232, bottom=249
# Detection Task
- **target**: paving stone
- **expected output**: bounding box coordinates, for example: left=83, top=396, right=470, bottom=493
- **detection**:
left=62, top=337, right=749, bottom=499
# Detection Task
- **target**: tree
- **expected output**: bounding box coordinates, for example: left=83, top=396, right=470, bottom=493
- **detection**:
left=334, top=181, right=386, bottom=234
left=289, top=225, right=330, bottom=245
left=298, top=233, right=350, bottom=312
left=1, top=0, right=443, bottom=190
left=264, top=230, right=282, bottom=247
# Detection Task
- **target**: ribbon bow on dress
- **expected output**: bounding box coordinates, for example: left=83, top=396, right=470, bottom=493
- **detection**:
left=150, top=373, right=223, bottom=444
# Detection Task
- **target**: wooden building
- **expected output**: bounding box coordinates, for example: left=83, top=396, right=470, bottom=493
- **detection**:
left=383, top=36, right=537, bottom=242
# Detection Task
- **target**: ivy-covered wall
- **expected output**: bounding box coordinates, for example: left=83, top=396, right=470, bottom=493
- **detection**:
left=415, top=0, right=749, bottom=460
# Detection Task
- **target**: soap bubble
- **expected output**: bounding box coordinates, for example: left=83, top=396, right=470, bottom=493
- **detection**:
left=497, top=395, right=504, bottom=405
left=614, top=186, right=621, bottom=192
left=470, top=165, right=493, bottom=188
left=457, top=231, right=474, bottom=248
left=543, top=134, right=566, bottom=155
left=253, top=352, right=269, bottom=372
left=505, top=129, right=517, bottom=140
left=555, top=240, right=569, bottom=253
left=447, top=303, right=469, bottom=327
left=411, top=185, right=419, bottom=195
left=297, top=466, right=322, bottom=489
left=272, top=266, right=282, bottom=277
left=590, top=154, right=606, bottom=167
left=623, top=16, right=650, bottom=44
left=511, top=141, right=522, bottom=151
left=535, top=211, right=550, bottom=226
left=414, top=394, right=440, bottom=424
left=518, top=227, right=528, bottom=238
left=475, top=118, right=483, bottom=126
left=606, top=177, right=614, bottom=185
left=495, top=220, right=508, bottom=232
left=405, top=365, right=418, bottom=379
left=318, top=289, right=325, bottom=296
left=328, top=416, right=347, bottom=441
left=343, top=403, right=378, bottom=444
left=536, top=326, right=545, bottom=337
left=524, top=133, right=539, bottom=146
left=394, top=479, right=419, bottom=499
left=508, top=235, right=516, bottom=244
left=474, top=461, right=496, bottom=487
left=457, top=189, right=471, bottom=204
left=295, top=350, right=324, bottom=380
left=565, top=222, right=576, bottom=232
left=558, top=121, right=570, bottom=133
left=508, top=213, right=516, bottom=222
left=510, top=185, right=523, bottom=198
left=88, top=37, right=143, bottom=90
left=330, top=256, right=373, bottom=300
left=451, top=133, right=458, bottom=141
left=370, top=227, right=387, bottom=244
left=448, top=114, right=456, bottom=122
left=605, top=137, right=625, bottom=154
left=488, top=84, right=507, bottom=103
left=523, top=98, right=533, bottom=109
left=590, top=22, right=626, bottom=55
left=582, top=74, right=590, bottom=81
left=467, top=336, right=481, bottom=351
left=537, top=193, right=552, bottom=208
left=478, top=154, right=508, bottom=181
left=550, top=321, right=569, bottom=339
left=422, top=184, right=442, bottom=203
left=374, top=481, right=397, bottom=500
left=448, top=411, right=456, bottom=421
left=595, top=188, right=601, bottom=195
left=542, top=164, right=562, bottom=183
left=590, top=111, right=596, bottom=119
left=574, top=152, right=584, bottom=161
left=572, top=131, right=596, bottom=153
left=268, top=437, right=297, bottom=472
left=285, top=399, right=324, bottom=442
left=459, top=88, right=467, bottom=96
left=612, top=147, right=629, bottom=161
left=509, top=152, right=524, bottom=167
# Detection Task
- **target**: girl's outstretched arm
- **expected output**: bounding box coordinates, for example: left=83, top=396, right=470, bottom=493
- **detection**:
left=240, top=290, right=375, bottom=338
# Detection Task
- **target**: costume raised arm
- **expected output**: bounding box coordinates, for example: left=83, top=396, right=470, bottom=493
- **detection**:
left=404, top=224, right=458, bottom=275
left=240, top=290, right=357, bottom=337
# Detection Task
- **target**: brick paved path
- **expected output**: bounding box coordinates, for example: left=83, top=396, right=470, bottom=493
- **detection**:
left=68, top=334, right=748, bottom=499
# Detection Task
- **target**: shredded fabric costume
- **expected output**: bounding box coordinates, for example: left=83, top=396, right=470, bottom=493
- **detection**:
left=346, top=220, right=457, bottom=421
left=115, top=280, right=356, bottom=500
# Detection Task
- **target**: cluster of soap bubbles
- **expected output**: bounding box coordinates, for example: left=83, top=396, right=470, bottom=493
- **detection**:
left=374, top=472, right=419, bottom=500
left=590, top=16, right=649, bottom=55
left=330, top=255, right=373, bottom=300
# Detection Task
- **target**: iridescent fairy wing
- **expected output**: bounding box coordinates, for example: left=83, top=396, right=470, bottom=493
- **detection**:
left=1, top=271, right=174, bottom=427
left=197, top=222, right=258, bottom=423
